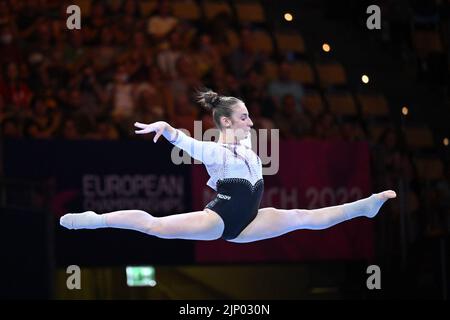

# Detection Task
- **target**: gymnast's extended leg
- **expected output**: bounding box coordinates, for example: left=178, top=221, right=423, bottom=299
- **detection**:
left=60, top=209, right=225, bottom=241
left=229, top=190, right=396, bottom=243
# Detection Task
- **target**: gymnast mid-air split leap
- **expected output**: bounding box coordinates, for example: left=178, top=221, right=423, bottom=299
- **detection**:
left=60, top=89, right=396, bottom=243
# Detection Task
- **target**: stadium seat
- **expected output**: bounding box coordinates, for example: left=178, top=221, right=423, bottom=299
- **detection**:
left=301, top=91, right=325, bottom=118
left=172, top=1, right=201, bottom=21
left=290, top=62, right=315, bottom=85
left=235, top=1, right=265, bottom=23
left=403, top=126, right=435, bottom=150
left=356, top=93, right=390, bottom=121
left=316, top=63, right=347, bottom=88
left=139, top=0, right=158, bottom=17
left=203, top=0, right=232, bottom=20
left=325, top=92, right=358, bottom=117
left=73, top=0, right=92, bottom=16
left=367, top=124, right=387, bottom=143
left=263, top=61, right=278, bottom=81
left=414, top=157, right=444, bottom=181
left=275, top=32, right=306, bottom=54
left=412, top=30, right=443, bottom=59
left=252, top=30, right=273, bottom=55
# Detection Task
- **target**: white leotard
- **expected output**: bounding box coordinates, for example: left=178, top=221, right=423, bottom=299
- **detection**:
left=170, top=129, right=263, bottom=191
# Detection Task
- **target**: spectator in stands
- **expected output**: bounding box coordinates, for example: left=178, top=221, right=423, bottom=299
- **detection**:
left=228, top=28, right=264, bottom=79
left=62, top=88, right=95, bottom=136
left=0, top=90, right=11, bottom=123
left=109, top=64, right=135, bottom=121
left=65, top=27, right=87, bottom=68
left=132, top=30, right=151, bottom=53
left=121, top=0, right=143, bottom=32
left=110, top=19, right=129, bottom=46
left=1, top=62, right=33, bottom=109
left=208, top=63, right=228, bottom=93
left=268, top=61, right=304, bottom=112
left=247, top=100, right=275, bottom=131
left=373, top=127, right=416, bottom=193
left=200, top=112, right=215, bottom=131
left=88, top=117, right=120, bottom=141
left=411, top=0, right=440, bottom=29
left=78, top=67, right=109, bottom=119
left=274, top=94, right=312, bottom=139
left=134, top=82, right=166, bottom=124
left=106, top=0, right=123, bottom=18
left=92, top=26, right=119, bottom=72
left=207, top=11, right=234, bottom=56
left=88, top=2, right=108, bottom=31
left=23, top=98, right=61, bottom=139
left=146, top=65, right=173, bottom=117
left=157, top=30, right=182, bottom=80
left=191, top=33, right=222, bottom=79
left=172, top=93, right=198, bottom=135
left=2, top=117, right=22, bottom=138
left=0, top=22, right=23, bottom=65
left=124, top=0, right=141, bottom=18
left=147, top=0, right=178, bottom=41
left=340, top=122, right=367, bottom=141
left=169, top=55, right=201, bottom=98
left=60, top=118, right=82, bottom=140
left=312, top=111, right=341, bottom=140
left=242, top=70, right=276, bottom=118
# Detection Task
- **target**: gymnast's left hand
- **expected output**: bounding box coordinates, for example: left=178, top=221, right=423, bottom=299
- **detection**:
left=134, top=121, right=167, bottom=143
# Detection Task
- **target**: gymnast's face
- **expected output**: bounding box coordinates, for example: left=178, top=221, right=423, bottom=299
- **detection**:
left=223, top=102, right=253, bottom=141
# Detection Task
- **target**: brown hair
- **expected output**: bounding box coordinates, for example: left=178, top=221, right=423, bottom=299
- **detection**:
left=196, top=88, right=242, bottom=129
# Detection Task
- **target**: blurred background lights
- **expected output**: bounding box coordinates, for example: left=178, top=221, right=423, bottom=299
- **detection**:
left=284, top=13, right=293, bottom=21
left=402, top=106, right=409, bottom=116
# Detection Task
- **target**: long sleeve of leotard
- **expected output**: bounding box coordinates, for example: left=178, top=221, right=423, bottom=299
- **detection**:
left=169, top=129, right=225, bottom=165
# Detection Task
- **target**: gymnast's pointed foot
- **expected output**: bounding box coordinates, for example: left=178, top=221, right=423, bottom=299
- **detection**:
left=375, top=190, right=397, bottom=201
left=60, top=211, right=106, bottom=230
left=342, top=190, right=397, bottom=219
left=364, top=190, right=397, bottom=218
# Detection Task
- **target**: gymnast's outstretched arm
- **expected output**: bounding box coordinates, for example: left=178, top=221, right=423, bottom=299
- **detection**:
left=135, top=121, right=225, bottom=165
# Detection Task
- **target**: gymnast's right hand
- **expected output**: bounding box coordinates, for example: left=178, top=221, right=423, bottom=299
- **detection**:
left=134, top=121, right=167, bottom=143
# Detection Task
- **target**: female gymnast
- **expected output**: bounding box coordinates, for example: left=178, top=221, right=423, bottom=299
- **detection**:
left=60, top=89, right=396, bottom=243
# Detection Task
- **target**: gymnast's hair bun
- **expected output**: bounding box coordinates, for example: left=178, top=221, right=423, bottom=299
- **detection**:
left=196, top=88, right=220, bottom=110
